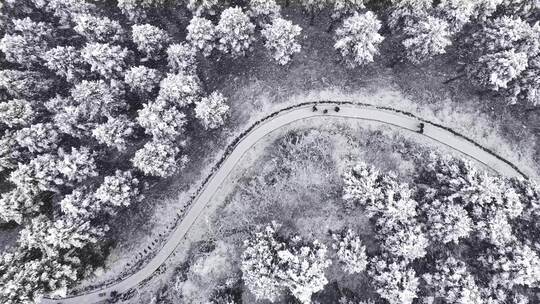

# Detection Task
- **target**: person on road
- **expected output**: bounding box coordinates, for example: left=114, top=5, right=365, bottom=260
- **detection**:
left=418, top=122, right=425, bottom=134
left=323, top=109, right=328, bottom=114
left=334, top=106, right=340, bottom=112
left=312, top=105, right=318, bottom=111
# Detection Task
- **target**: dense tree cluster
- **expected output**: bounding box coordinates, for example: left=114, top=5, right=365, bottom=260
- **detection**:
left=339, top=154, right=540, bottom=303
left=241, top=221, right=332, bottom=304
left=0, top=0, right=237, bottom=302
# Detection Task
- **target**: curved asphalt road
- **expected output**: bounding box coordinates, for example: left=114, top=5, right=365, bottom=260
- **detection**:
left=42, top=102, right=525, bottom=304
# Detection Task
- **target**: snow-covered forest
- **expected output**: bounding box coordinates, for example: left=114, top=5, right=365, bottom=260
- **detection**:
left=0, top=0, right=538, bottom=303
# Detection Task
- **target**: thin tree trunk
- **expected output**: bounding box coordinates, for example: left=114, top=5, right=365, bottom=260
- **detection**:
left=443, top=74, right=466, bottom=84
left=327, top=18, right=338, bottom=33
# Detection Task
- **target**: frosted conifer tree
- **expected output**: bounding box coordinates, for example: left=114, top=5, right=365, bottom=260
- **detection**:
left=186, top=16, right=216, bottom=57
left=402, top=16, right=452, bottom=63
left=0, top=18, right=53, bottom=67
left=388, top=0, right=432, bottom=30
left=0, top=188, right=39, bottom=224
left=436, top=0, right=476, bottom=33
left=0, top=70, right=53, bottom=99
left=157, top=73, right=202, bottom=107
left=137, top=99, right=187, bottom=141
left=332, top=229, right=368, bottom=274
left=334, top=11, right=384, bottom=68
left=472, top=50, right=528, bottom=91
left=81, top=42, right=129, bottom=78
left=424, top=199, right=472, bottom=244
left=132, top=141, right=185, bottom=177
left=124, top=65, right=162, bottom=94
left=186, top=0, right=219, bottom=16
left=248, top=0, right=281, bottom=25
left=166, top=43, right=197, bottom=74
left=74, top=14, right=125, bottom=42
left=15, top=123, right=60, bottom=154
left=95, top=170, right=142, bottom=208
left=9, top=154, right=61, bottom=194
left=301, top=0, right=328, bottom=24
left=0, top=132, right=21, bottom=173
left=0, top=99, right=34, bottom=128
left=194, top=92, right=230, bottom=130
left=131, top=24, right=171, bottom=58
left=70, top=80, right=126, bottom=121
left=43, top=46, right=87, bottom=83
left=423, top=257, right=483, bottom=304
left=331, top=0, right=366, bottom=21
left=261, top=18, right=302, bottom=65
left=56, top=147, right=98, bottom=184
left=92, top=116, right=135, bottom=151
left=59, top=187, right=100, bottom=219
left=216, top=7, right=256, bottom=57
left=369, top=257, right=419, bottom=304
left=242, top=221, right=332, bottom=304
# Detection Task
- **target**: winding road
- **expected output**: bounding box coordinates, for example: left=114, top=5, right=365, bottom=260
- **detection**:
left=42, top=102, right=526, bottom=304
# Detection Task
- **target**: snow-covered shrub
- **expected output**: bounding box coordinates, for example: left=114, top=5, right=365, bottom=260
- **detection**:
left=216, top=7, right=256, bottom=57
left=81, top=42, right=129, bottom=78
left=124, top=65, right=161, bottom=94
left=194, top=91, right=230, bottom=130
left=241, top=221, right=332, bottom=304
left=334, top=11, right=384, bottom=68
left=424, top=199, right=472, bottom=244
left=166, top=43, right=197, bottom=74
left=342, top=162, right=383, bottom=208
left=369, top=257, right=419, bottom=304
left=261, top=18, right=302, bottom=65
left=92, top=116, right=135, bottom=151
left=402, top=16, right=452, bottom=63
left=332, top=229, right=368, bottom=274
left=131, top=24, right=171, bottom=58
left=157, top=73, right=202, bottom=107
left=15, top=123, right=60, bottom=154
left=0, top=99, right=34, bottom=128
left=186, top=16, right=216, bottom=57
left=43, top=46, right=87, bottom=83
left=248, top=0, right=281, bottom=25
left=132, top=140, right=185, bottom=177
left=95, top=170, right=142, bottom=208
left=0, top=70, right=54, bottom=99
left=73, top=14, right=125, bottom=42
left=137, top=99, right=187, bottom=141
left=56, top=147, right=98, bottom=184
